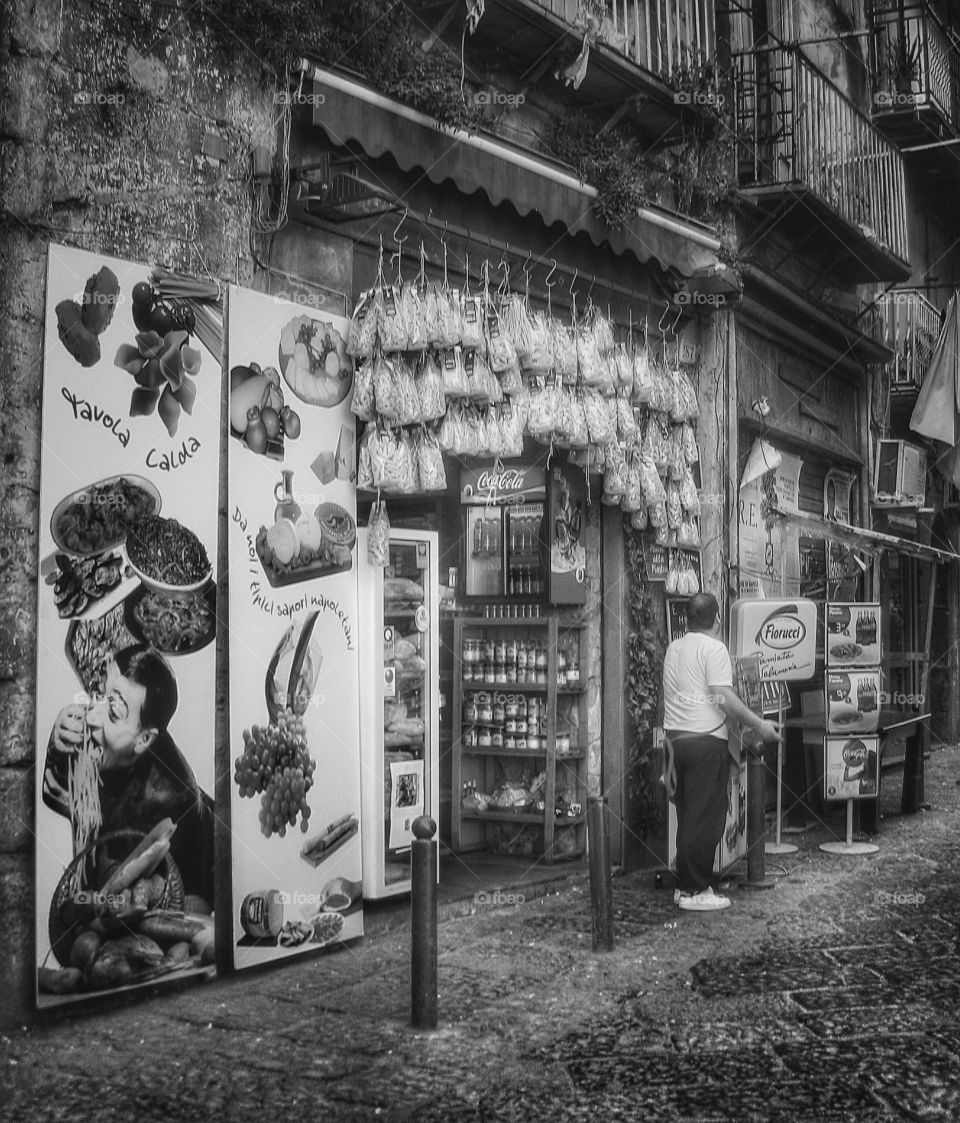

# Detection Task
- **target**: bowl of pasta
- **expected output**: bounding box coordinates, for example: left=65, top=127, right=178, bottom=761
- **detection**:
left=125, top=514, right=212, bottom=596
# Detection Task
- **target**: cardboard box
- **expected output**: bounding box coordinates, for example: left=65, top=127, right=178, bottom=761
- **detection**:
left=825, top=669, right=882, bottom=734
left=825, top=602, right=881, bottom=667
left=729, top=598, right=818, bottom=682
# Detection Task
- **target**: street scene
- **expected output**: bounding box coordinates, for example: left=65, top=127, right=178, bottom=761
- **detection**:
left=3, top=0, right=960, bottom=1119
left=3, top=749, right=960, bottom=1120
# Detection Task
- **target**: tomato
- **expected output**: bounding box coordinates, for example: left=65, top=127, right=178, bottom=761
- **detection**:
left=245, top=419, right=268, bottom=455
left=132, top=282, right=154, bottom=308
left=148, top=304, right=174, bottom=335
left=260, top=407, right=281, bottom=440
left=281, top=409, right=301, bottom=440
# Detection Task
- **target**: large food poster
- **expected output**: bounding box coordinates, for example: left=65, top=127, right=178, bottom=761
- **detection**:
left=35, top=244, right=222, bottom=1005
left=227, top=286, right=362, bottom=968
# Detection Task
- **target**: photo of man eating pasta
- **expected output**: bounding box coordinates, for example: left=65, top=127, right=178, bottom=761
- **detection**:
left=42, top=643, right=214, bottom=909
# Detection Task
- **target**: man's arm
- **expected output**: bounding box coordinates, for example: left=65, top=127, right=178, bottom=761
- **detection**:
left=712, top=685, right=782, bottom=744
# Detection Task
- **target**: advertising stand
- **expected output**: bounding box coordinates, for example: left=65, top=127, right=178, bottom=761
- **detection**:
left=730, top=598, right=818, bottom=855
left=821, top=602, right=882, bottom=855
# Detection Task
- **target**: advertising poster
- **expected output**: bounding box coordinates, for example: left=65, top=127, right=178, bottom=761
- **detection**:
left=823, top=736, right=880, bottom=800
left=35, top=244, right=221, bottom=1005
left=729, top=598, right=818, bottom=681
left=227, top=286, right=362, bottom=967
left=825, top=602, right=882, bottom=667
left=826, top=669, right=882, bottom=735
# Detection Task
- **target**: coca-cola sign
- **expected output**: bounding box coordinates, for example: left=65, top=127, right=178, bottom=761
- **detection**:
left=460, top=465, right=545, bottom=505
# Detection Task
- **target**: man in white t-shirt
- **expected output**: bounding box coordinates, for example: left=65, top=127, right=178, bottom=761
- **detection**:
left=662, top=593, right=781, bottom=912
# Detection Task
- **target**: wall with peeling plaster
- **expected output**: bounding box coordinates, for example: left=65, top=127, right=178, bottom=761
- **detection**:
left=0, top=0, right=276, bottom=1028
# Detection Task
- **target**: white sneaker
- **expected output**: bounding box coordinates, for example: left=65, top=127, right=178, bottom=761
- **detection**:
left=677, top=887, right=730, bottom=911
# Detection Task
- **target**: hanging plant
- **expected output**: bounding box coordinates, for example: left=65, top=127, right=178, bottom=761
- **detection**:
left=625, top=521, right=666, bottom=833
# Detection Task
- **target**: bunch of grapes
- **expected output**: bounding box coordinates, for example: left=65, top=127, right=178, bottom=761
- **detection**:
left=234, top=708, right=317, bottom=838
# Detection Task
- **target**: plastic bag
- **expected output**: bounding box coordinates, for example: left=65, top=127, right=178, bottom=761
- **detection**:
left=666, top=479, right=683, bottom=530
left=367, top=501, right=390, bottom=566
left=403, top=284, right=429, bottom=352
left=372, top=353, right=402, bottom=422
left=377, top=285, right=409, bottom=353
left=613, top=343, right=633, bottom=391
left=622, top=452, right=646, bottom=512
left=552, top=321, right=578, bottom=382
left=415, top=352, right=446, bottom=422
left=526, top=380, right=558, bottom=443
left=681, top=421, right=700, bottom=464
left=679, top=466, right=701, bottom=515
left=439, top=347, right=470, bottom=399
left=556, top=387, right=588, bottom=447
left=394, top=356, right=421, bottom=425
left=500, top=403, right=525, bottom=458
left=583, top=388, right=615, bottom=445
left=346, top=289, right=379, bottom=359
left=648, top=358, right=674, bottom=414
left=576, top=327, right=604, bottom=388
left=629, top=507, right=648, bottom=530
left=415, top=429, right=447, bottom=491
left=485, top=304, right=518, bottom=372
left=615, top=393, right=637, bottom=441
left=632, top=346, right=653, bottom=404
left=602, top=440, right=627, bottom=500
left=499, top=362, right=523, bottom=396
left=523, top=312, right=554, bottom=373
left=460, top=293, right=485, bottom=351
left=351, top=356, right=376, bottom=422
left=499, top=294, right=532, bottom=360
left=678, top=514, right=700, bottom=549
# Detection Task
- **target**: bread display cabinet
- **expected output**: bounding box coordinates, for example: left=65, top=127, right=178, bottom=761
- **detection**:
left=451, top=614, right=587, bottom=862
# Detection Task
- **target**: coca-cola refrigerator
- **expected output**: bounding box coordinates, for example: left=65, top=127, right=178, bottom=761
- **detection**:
left=357, top=528, right=440, bottom=898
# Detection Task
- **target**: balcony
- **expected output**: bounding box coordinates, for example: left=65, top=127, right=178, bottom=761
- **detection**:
left=413, top=0, right=717, bottom=143
left=876, top=289, right=942, bottom=394
left=733, top=45, right=910, bottom=284
left=869, top=1, right=960, bottom=146
left=540, top=0, right=716, bottom=82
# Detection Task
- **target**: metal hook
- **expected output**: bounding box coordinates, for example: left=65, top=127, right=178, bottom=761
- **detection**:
left=671, top=308, right=682, bottom=337
left=393, top=208, right=408, bottom=245
left=658, top=302, right=671, bottom=334
left=545, top=259, right=557, bottom=288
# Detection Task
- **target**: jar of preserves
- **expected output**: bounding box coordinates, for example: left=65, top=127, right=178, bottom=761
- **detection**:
left=240, top=889, right=284, bottom=940
left=478, top=728, right=492, bottom=748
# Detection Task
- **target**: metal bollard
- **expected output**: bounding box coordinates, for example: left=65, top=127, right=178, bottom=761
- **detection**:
left=587, top=796, right=614, bottom=951
left=744, top=741, right=774, bottom=889
left=410, top=815, right=438, bottom=1029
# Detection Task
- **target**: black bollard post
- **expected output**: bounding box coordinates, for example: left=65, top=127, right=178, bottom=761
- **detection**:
left=410, top=815, right=438, bottom=1029
left=588, top=796, right=614, bottom=951
left=744, top=740, right=774, bottom=889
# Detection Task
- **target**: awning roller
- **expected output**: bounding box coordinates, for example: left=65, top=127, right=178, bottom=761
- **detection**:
left=302, top=64, right=722, bottom=279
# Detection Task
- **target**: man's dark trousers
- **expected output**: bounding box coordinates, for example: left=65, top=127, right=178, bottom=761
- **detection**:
left=671, top=734, right=729, bottom=893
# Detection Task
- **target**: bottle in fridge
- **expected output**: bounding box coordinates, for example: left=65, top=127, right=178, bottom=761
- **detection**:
left=357, top=528, right=440, bottom=898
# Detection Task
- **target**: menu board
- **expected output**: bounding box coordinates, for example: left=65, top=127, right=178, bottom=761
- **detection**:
left=35, top=245, right=221, bottom=1005
left=825, top=602, right=882, bottom=667
left=823, top=736, right=880, bottom=800
left=825, top=669, right=882, bottom=735
left=227, top=286, right=362, bottom=968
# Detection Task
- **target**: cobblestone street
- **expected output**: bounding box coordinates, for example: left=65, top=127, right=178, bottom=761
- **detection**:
left=3, top=746, right=959, bottom=1121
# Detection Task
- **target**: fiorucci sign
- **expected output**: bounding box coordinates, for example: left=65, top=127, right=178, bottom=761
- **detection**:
left=729, top=598, right=818, bottom=681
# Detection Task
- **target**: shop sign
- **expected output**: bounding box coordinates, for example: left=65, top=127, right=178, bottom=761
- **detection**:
left=823, top=736, right=880, bottom=800
left=729, top=598, right=818, bottom=681
left=460, top=465, right=545, bottom=505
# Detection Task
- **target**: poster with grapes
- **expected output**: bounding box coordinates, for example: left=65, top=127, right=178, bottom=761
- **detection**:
left=227, top=285, right=363, bottom=968
left=35, top=244, right=222, bottom=1006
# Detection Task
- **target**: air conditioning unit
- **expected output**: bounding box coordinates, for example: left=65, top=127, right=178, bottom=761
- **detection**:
left=872, top=440, right=926, bottom=507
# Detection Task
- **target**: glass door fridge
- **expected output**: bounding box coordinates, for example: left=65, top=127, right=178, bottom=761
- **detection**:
left=357, top=528, right=440, bottom=898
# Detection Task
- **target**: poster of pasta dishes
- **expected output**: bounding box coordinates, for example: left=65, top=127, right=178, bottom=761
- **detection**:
left=34, top=244, right=222, bottom=1005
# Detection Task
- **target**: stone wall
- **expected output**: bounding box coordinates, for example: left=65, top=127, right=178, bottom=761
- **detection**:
left=0, top=0, right=275, bottom=1029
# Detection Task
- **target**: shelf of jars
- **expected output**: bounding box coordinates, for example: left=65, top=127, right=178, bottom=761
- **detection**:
left=451, top=613, right=588, bottom=862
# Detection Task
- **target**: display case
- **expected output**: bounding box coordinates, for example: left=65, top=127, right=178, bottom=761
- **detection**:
left=357, top=529, right=440, bottom=898
left=451, top=614, right=587, bottom=862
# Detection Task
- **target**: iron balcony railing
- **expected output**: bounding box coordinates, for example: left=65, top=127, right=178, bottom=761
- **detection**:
left=541, top=0, right=716, bottom=81
left=875, top=289, right=942, bottom=391
left=869, top=0, right=960, bottom=127
left=733, top=45, right=909, bottom=265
